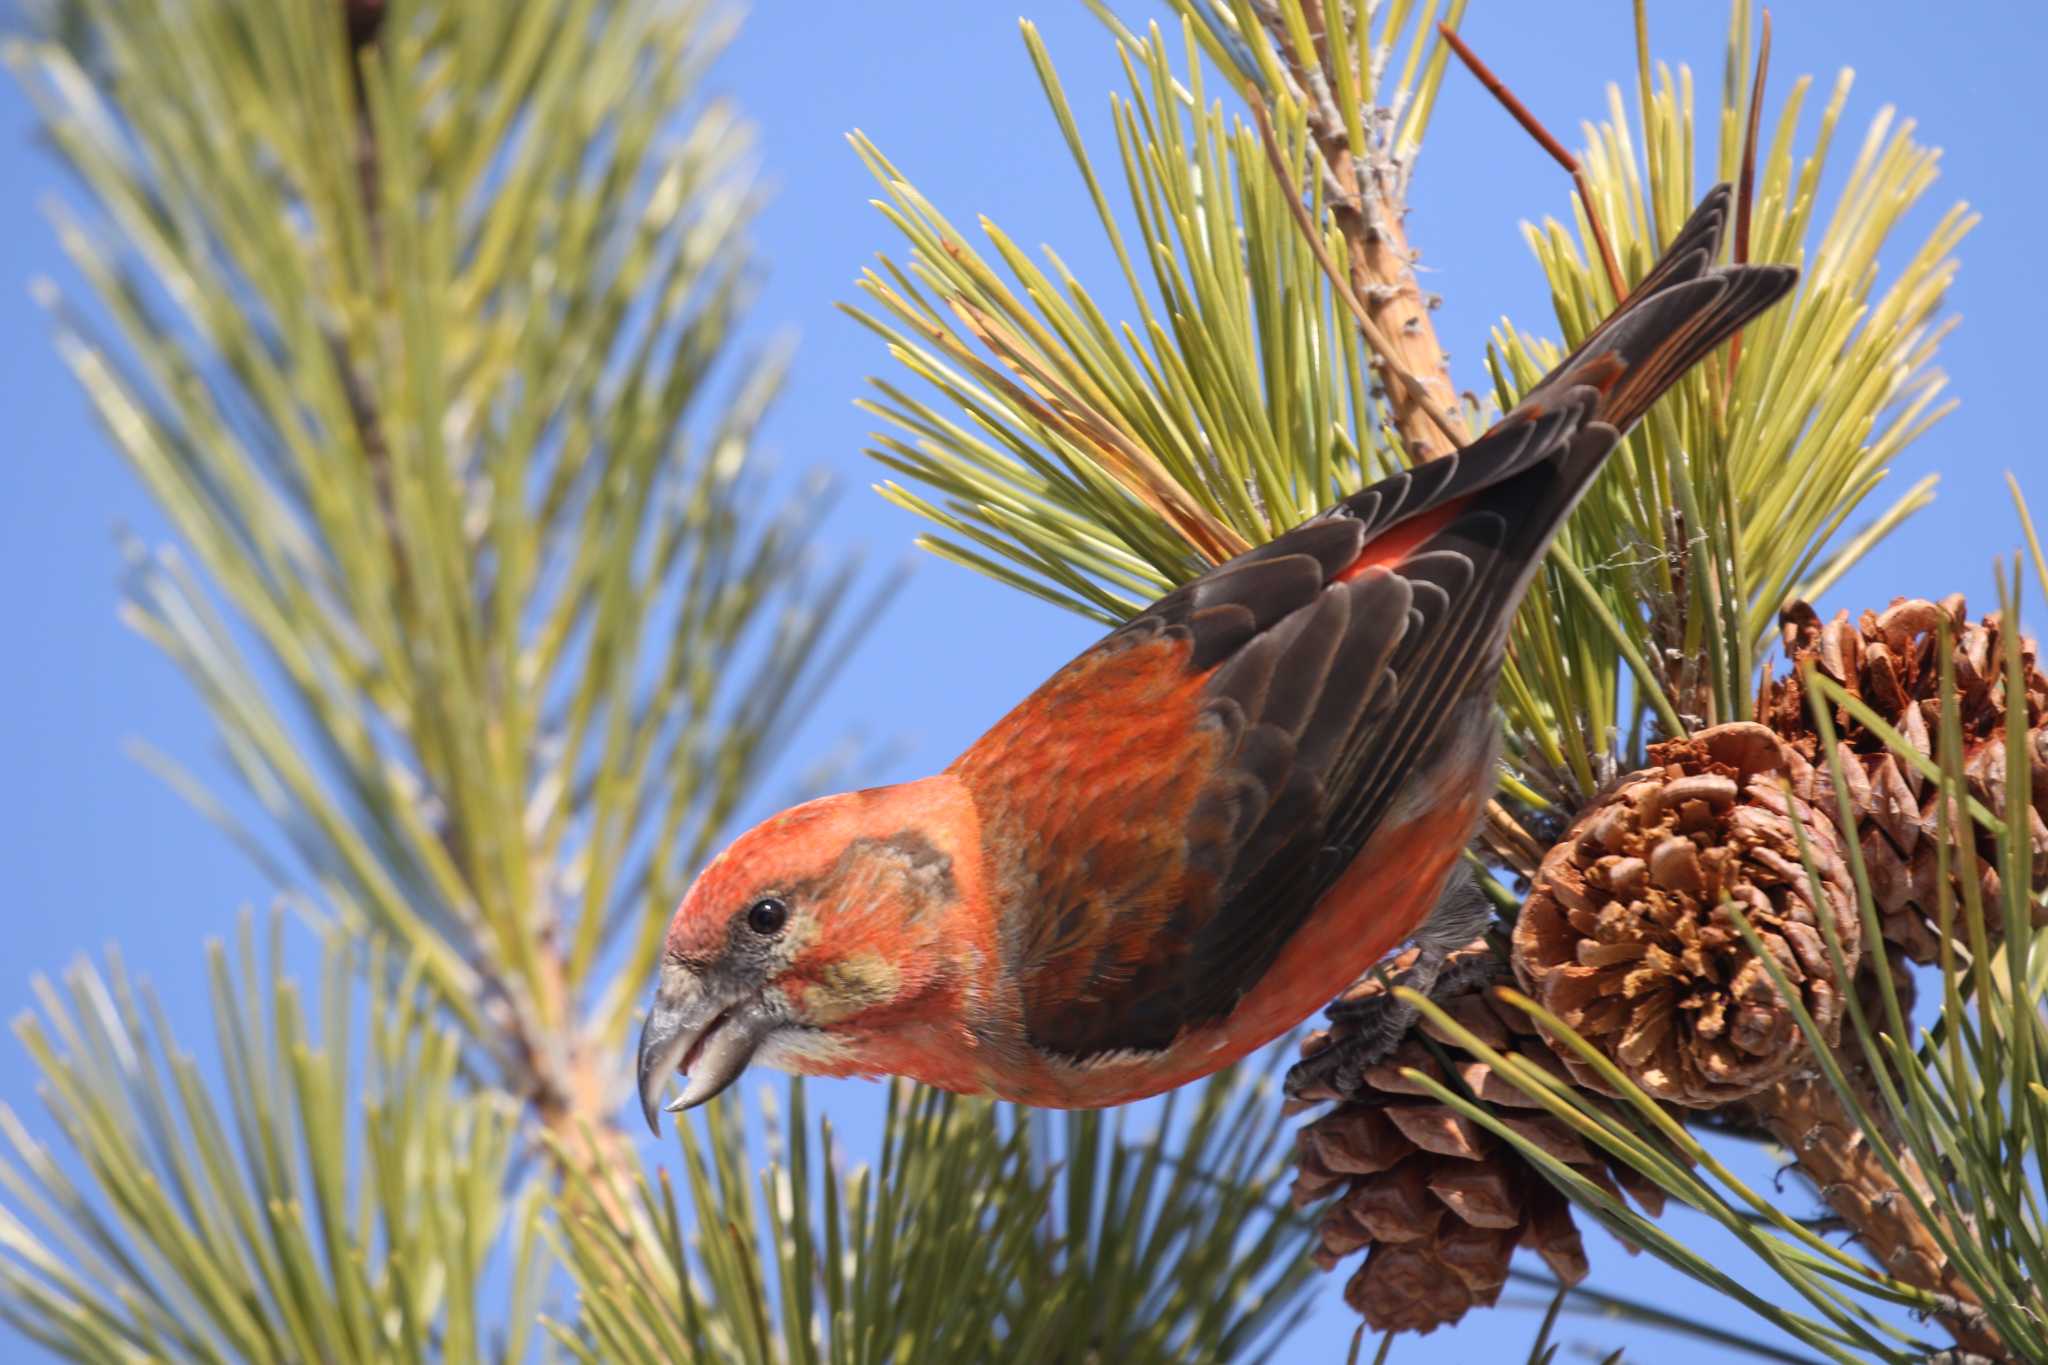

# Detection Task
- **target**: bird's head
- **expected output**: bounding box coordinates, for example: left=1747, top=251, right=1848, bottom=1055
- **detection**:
left=635, top=780, right=974, bottom=1133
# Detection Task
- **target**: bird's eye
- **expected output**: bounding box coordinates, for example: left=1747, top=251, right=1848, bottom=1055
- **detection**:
left=744, top=896, right=789, bottom=936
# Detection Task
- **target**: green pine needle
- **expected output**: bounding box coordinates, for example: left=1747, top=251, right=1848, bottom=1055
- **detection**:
left=0, top=918, right=541, bottom=1364
left=546, top=1064, right=1316, bottom=1364
left=853, top=0, right=1962, bottom=811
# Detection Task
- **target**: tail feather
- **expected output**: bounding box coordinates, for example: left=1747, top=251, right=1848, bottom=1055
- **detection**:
left=1511, top=182, right=1797, bottom=435
left=1297, top=194, right=1796, bottom=905
left=1312, top=183, right=1796, bottom=543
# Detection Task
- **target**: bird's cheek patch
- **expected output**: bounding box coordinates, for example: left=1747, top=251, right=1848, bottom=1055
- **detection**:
left=797, top=951, right=904, bottom=1025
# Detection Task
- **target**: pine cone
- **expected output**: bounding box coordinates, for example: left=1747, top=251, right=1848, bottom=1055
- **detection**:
left=1758, top=596, right=2048, bottom=962
left=1512, top=723, right=1860, bottom=1107
left=1290, top=941, right=1662, bottom=1335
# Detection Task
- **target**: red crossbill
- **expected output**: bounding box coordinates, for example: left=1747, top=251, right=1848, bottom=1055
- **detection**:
left=638, top=184, right=1794, bottom=1129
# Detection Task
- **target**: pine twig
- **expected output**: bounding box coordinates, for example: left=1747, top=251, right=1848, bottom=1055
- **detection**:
left=1249, top=2, right=1470, bottom=461
left=1437, top=22, right=1627, bottom=303
left=1726, top=8, right=1773, bottom=386
left=1755, top=1073, right=2007, bottom=1361
left=1482, top=797, right=1545, bottom=879
left=1246, top=87, right=1466, bottom=458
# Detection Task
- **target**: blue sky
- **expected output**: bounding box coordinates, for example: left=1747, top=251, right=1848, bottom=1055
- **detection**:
left=2, top=1, right=2044, bottom=1360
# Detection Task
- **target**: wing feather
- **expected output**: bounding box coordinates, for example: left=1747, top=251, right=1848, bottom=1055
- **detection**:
left=951, top=185, right=1798, bottom=1062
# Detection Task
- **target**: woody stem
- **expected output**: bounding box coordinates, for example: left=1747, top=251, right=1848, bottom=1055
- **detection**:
left=1757, top=1074, right=2007, bottom=1360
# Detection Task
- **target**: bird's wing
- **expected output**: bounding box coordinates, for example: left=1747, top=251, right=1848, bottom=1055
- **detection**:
left=950, top=185, right=1795, bottom=1063
left=951, top=393, right=1611, bottom=1061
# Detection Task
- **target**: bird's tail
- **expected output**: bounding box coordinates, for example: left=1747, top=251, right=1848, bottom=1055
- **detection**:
left=1368, top=184, right=1799, bottom=704
left=1508, top=183, right=1796, bottom=436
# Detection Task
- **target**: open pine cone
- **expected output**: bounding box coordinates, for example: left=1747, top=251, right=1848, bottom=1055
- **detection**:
left=1758, top=596, right=2048, bottom=961
left=1511, top=723, right=1860, bottom=1107
left=1290, top=940, right=1663, bottom=1335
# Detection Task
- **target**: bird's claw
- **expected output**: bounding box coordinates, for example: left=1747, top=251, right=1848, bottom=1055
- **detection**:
left=1286, top=932, right=1501, bottom=1103
left=1286, top=975, right=1424, bottom=1102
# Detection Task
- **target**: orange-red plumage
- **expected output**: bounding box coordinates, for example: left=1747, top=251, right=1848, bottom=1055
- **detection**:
left=636, top=186, right=1798, bottom=1127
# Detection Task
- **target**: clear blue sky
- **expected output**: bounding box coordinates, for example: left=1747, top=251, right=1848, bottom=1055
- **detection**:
left=2, top=2, right=2042, bottom=1360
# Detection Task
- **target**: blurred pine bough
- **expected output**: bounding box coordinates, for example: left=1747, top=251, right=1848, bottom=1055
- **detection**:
left=0, top=1, right=1317, bottom=1361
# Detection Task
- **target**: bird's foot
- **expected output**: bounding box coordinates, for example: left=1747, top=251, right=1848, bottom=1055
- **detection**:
left=1286, top=869, right=1502, bottom=1103
left=1285, top=948, right=1450, bottom=1102
left=1285, top=981, right=1418, bottom=1103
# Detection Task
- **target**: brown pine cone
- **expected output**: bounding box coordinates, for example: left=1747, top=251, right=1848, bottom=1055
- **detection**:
left=1291, top=940, right=1663, bottom=1336
left=1758, top=596, right=2048, bottom=962
left=1512, top=723, right=1860, bottom=1107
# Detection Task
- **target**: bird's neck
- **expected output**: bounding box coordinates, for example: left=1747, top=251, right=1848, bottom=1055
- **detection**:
left=820, top=774, right=1025, bottom=1090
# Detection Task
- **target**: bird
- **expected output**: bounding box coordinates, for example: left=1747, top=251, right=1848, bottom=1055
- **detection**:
left=637, top=185, right=1796, bottom=1132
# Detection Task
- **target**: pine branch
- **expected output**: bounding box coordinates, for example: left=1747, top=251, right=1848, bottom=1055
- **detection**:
left=1, top=0, right=875, bottom=1350
left=847, top=1, right=1997, bottom=1358
left=548, top=1065, right=1316, bottom=1365
left=0, top=918, right=544, bottom=1363
left=1249, top=0, right=1470, bottom=459
left=1754, top=1075, right=2001, bottom=1359
left=9, top=0, right=875, bottom=1145
left=850, top=5, right=1472, bottom=625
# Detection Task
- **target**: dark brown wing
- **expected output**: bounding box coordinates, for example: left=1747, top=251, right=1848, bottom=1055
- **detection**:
left=953, top=186, right=1797, bottom=1062
left=953, top=398, right=1605, bottom=1060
